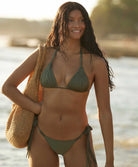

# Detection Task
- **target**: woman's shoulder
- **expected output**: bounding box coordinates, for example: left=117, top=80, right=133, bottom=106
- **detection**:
left=39, top=44, right=55, bottom=53
left=91, top=54, right=107, bottom=75
left=40, top=45, right=57, bottom=60
left=82, top=48, right=107, bottom=72
left=82, top=48, right=105, bottom=65
left=92, top=54, right=105, bottom=64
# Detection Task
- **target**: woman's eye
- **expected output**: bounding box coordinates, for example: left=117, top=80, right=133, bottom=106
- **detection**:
left=69, top=19, right=73, bottom=22
left=80, top=19, right=84, bottom=22
left=68, top=19, right=84, bottom=23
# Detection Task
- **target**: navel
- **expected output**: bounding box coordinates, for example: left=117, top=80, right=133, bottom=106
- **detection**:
left=59, top=114, right=63, bottom=121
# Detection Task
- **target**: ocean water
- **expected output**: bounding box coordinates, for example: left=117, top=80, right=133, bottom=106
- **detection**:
left=0, top=46, right=138, bottom=167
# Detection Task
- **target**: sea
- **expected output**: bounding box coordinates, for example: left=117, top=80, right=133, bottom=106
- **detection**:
left=0, top=46, right=138, bottom=167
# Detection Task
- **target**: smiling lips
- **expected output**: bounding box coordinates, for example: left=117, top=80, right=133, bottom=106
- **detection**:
left=72, top=30, right=81, bottom=33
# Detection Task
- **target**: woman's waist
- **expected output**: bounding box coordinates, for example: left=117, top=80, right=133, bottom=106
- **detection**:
left=39, top=106, right=87, bottom=124
left=38, top=109, right=88, bottom=139
left=41, top=99, right=86, bottom=114
left=42, top=91, right=87, bottom=108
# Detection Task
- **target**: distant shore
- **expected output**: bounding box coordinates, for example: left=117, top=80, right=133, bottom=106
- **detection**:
left=0, top=35, right=138, bottom=58
left=99, top=39, right=138, bottom=58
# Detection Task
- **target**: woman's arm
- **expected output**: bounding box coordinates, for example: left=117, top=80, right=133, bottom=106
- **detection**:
left=1, top=48, right=41, bottom=115
left=93, top=56, right=114, bottom=167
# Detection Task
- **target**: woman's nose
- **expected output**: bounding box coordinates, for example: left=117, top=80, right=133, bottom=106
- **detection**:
left=73, top=21, right=80, bottom=27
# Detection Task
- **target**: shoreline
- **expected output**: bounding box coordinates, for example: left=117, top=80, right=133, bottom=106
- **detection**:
left=0, top=35, right=138, bottom=58
left=99, top=39, right=138, bottom=58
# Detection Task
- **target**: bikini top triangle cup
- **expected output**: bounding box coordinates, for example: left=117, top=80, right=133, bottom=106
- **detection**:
left=40, top=49, right=89, bottom=92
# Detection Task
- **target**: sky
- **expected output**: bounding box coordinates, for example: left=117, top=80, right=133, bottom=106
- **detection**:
left=0, top=0, right=99, bottom=20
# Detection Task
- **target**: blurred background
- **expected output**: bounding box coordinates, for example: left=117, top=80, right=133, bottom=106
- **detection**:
left=0, top=0, right=138, bottom=166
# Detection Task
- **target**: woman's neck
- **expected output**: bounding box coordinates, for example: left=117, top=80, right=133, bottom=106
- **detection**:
left=60, top=38, right=81, bottom=55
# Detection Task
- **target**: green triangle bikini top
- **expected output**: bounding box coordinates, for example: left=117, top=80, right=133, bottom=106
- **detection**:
left=40, top=49, right=89, bottom=92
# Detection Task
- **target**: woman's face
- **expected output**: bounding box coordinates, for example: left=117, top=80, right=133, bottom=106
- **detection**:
left=67, top=9, right=85, bottom=40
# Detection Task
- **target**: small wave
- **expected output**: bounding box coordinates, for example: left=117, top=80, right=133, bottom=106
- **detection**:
left=93, top=137, right=138, bottom=150
left=115, top=137, right=138, bottom=148
left=0, top=137, right=7, bottom=143
left=0, top=47, right=34, bottom=63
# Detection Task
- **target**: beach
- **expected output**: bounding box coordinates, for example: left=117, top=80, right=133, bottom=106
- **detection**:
left=0, top=46, right=138, bottom=167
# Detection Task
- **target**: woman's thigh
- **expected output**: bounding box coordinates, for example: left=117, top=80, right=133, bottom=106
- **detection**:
left=63, top=133, right=97, bottom=167
left=28, top=127, right=59, bottom=167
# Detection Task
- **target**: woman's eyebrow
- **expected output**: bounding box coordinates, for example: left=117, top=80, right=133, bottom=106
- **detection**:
left=68, top=16, right=84, bottom=19
left=68, top=16, right=75, bottom=18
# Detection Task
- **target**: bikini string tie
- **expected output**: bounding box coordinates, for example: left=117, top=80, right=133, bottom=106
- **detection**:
left=26, top=115, right=38, bottom=158
left=86, top=126, right=97, bottom=167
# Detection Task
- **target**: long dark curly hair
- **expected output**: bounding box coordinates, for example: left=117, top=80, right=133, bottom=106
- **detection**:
left=46, top=1, right=115, bottom=91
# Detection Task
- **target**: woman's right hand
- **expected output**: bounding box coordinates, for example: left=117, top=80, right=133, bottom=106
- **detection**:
left=33, top=102, right=42, bottom=115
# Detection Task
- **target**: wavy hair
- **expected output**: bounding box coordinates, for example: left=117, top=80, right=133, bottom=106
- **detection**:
left=46, top=1, right=115, bottom=90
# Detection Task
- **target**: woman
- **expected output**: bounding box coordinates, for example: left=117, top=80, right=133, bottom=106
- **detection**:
left=2, top=2, right=114, bottom=167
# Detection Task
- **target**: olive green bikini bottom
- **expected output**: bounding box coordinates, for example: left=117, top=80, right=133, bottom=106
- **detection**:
left=27, top=116, right=97, bottom=167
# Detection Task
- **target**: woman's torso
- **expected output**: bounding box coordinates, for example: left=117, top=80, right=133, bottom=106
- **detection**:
left=38, top=48, right=95, bottom=140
